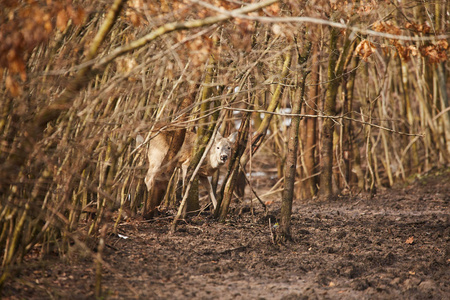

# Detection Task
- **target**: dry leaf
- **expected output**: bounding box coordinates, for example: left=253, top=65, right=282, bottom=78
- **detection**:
left=67, top=5, right=85, bottom=25
left=355, top=40, right=376, bottom=61
left=405, top=236, right=414, bottom=244
left=406, top=22, right=431, bottom=34
left=372, top=21, right=401, bottom=36
left=407, top=45, right=419, bottom=57
left=5, top=75, right=22, bottom=97
left=56, top=9, right=69, bottom=31
left=437, top=40, right=448, bottom=50
left=266, top=3, right=280, bottom=15
left=420, top=43, right=448, bottom=63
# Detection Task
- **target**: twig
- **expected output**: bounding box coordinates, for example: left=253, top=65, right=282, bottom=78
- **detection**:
left=193, top=0, right=448, bottom=42
left=34, top=0, right=127, bottom=130
left=171, top=114, right=226, bottom=232
left=239, top=163, right=267, bottom=210
left=225, top=107, right=424, bottom=137
left=95, top=0, right=278, bottom=69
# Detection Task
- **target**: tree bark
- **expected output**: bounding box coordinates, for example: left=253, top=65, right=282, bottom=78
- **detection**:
left=319, top=23, right=354, bottom=199
left=278, top=70, right=309, bottom=241
left=303, top=44, right=319, bottom=198
left=186, top=56, right=217, bottom=215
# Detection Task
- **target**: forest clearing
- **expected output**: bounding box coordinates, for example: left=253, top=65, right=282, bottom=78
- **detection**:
left=1, top=0, right=449, bottom=299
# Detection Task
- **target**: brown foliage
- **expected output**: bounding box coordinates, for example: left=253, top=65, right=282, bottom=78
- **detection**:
left=420, top=40, right=448, bottom=64
left=0, top=1, right=85, bottom=95
left=405, top=22, right=431, bottom=34
left=373, top=19, right=447, bottom=63
left=372, top=21, right=402, bottom=36
left=354, top=40, right=376, bottom=61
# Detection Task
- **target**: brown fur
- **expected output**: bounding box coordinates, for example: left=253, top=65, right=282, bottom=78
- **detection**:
left=141, top=130, right=236, bottom=216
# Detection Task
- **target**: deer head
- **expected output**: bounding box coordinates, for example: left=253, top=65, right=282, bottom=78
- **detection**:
left=209, top=132, right=237, bottom=169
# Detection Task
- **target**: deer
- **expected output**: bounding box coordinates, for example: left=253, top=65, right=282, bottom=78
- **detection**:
left=140, top=128, right=237, bottom=215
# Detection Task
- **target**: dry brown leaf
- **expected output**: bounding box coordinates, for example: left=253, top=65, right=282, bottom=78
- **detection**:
left=437, top=40, right=448, bottom=50
left=407, top=45, right=419, bottom=57
left=67, top=5, right=85, bottom=25
left=420, top=43, right=448, bottom=63
left=355, top=40, right=376, bottom=61
left=405, top=236, right=414, bottom=244
left=56, top=9, right=69, bottom=31
left=266, top=3, right=280, bottom=15
left=5, top=75, right=22, bottom=97
left=406, top=22, right=431, bottom=34
left=373, top=21, right=401, bottom=36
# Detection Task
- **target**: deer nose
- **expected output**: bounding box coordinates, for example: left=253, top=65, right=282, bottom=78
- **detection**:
left=221, top=154, right=228, bottom=161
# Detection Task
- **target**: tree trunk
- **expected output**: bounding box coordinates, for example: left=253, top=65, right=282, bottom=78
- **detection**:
left=186, top=56, right=217, bottom=215
left=278, top=70, right=309, bottom=241
left=342, top=52, right=360, bottom=189
left=436, top=63, right=450, bottom=160
left=303, top=44, right=319, bottom=198
left=400, top=60, right=420, bottom=172
left=319, top=22, right=353, bottom=199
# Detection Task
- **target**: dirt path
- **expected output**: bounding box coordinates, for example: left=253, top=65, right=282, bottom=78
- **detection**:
left=3, top=170, right=449, bottom=299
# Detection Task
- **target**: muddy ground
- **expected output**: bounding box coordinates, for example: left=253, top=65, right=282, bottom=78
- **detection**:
left=2, top=169, right=449, bottom=299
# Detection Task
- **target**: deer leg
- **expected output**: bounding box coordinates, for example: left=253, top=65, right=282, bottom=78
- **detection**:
left=181, top=162, right=189, bottom=194
left=144, top=140, right=168, bottom=218
left=200, top=176, right=217, bottom=209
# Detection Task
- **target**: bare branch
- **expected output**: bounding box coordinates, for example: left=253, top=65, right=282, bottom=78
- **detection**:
left=193, top=0, right=448, bottom=42
left=226, top=107, right=424, bottom=137
left=95, top=0, right=278, bottom=68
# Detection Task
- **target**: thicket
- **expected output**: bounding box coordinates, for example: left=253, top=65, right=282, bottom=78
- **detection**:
left=1, top=0, right=449, bottom=291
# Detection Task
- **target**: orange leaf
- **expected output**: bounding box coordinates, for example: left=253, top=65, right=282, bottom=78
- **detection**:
left=56, top=9, right=69, bottom=31
left=405, top=236, right=414, bottom=244
left=437, top=40, right=448, bottom=50
left=355, top=40, right=376, bottom=61
left=5, top=75, right=22, bottom=97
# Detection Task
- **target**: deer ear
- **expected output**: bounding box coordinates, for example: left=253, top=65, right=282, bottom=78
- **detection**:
left=227, top=132, right=238, bottom=143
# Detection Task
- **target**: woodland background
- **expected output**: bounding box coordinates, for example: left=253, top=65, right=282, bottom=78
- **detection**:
left=0, top=0, right=449, bottom=293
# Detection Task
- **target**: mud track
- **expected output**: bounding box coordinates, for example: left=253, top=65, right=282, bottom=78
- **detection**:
left=3, top=169, right=449, bottom=299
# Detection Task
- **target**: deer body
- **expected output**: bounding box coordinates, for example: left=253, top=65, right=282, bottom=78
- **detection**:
left=144, top=130, right=236, bottom=211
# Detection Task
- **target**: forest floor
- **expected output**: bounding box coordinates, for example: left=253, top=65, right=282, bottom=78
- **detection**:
left=2, top=168, right=449, bottom=299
